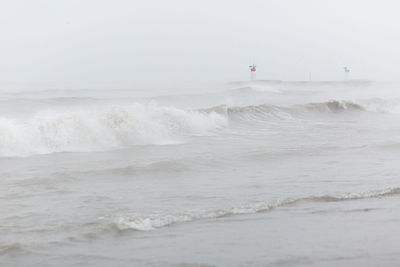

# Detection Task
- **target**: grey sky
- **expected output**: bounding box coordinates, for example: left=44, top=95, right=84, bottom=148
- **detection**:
left=1, top=0, right=400, bottom=89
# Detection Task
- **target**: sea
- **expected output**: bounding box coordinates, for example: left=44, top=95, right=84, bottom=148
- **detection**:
left=2, top=80, right=400, bottom=266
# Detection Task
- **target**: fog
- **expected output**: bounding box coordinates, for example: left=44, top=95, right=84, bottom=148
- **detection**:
left=3, top=2, right=400, bottom=266
left=1, top=0, right=400, bottom=90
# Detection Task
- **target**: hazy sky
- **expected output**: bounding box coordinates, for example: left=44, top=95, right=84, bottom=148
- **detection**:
left=1, top=0, right=400, bottom=89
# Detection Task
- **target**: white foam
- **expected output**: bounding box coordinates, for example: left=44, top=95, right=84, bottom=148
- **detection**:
left=355, top=98, right=400, bottom=113
left=0, top=103, right=227, bottom=157
left=115, top=187, right=400, bottom=231
left=115, top=200, right=291, bottom=231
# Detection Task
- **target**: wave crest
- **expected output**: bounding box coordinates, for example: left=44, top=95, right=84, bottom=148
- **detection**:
left=115, top=187, right=400, bottom=231
left=0, top=98, right=396, bottom=157
left=303, top=100, right=365, bottom=112
left=0, top=103, right=227, bottom=157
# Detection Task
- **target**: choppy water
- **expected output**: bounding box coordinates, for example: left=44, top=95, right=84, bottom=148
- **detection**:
left=2, top=80, right=400, bottom=266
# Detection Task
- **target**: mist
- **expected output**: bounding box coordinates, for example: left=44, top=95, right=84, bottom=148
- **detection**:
left=4, top=1, right=400, bottom=266
left=1, top=0, right=400, bottom=90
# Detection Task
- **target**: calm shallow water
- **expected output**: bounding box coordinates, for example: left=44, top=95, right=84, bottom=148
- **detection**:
left=2, top=81, right=400, bottom=266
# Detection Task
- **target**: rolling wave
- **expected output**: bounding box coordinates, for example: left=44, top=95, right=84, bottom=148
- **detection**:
left=0, top=98, right=396, bottom=157
left=0, top=103, right=227, bottom=157
left=200, top=98, right=400, bottom=122
left=115, top=187, right=400, bottom=231
left=201, top=100, right=366, bottom=117
left=2, top=187, right=398, bottom=247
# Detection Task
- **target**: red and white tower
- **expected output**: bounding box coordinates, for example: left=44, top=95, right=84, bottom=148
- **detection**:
left=249, top=64, right=256, bottom=81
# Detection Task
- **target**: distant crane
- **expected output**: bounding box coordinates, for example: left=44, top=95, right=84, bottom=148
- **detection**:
left=249, top=64, right=257, bottom=81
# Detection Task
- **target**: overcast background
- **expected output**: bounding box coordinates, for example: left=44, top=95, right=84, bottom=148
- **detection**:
left=1, top=0, right=400, bottom=90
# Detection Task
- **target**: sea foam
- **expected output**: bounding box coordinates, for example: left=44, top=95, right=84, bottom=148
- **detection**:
left=115, top=187, right=400, bottom=231
left=0, top=103, right=227, bottom=157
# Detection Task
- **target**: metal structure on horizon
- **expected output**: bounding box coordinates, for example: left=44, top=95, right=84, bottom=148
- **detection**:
left=249, top=64, right=257, bottom=81
left=344, top=66, right=350, bottom=80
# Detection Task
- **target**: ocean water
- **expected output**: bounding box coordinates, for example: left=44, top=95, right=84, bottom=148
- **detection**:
left=2, top=80, right=400, bottom=266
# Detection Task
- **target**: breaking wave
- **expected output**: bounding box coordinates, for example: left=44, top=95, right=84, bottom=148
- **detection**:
left=0, top=103, right=227, bottom=157
left=302, top=100, right=365, bottom=112
left=115, top=187, right=400, bottom=231
left=201, top=98, right=400, bottom=121
left=198, top=100, right=369, bottom=122
left=201, top=100, right=366, bottom=116
left=0, top=98, right=397, bottom=157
